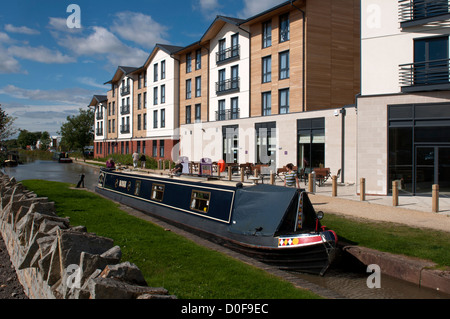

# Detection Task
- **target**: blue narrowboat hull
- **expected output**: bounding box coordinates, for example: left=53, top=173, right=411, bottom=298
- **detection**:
left=95, top=168, right=337, bottom=275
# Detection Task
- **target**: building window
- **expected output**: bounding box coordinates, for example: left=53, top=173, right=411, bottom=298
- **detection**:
left=262, top=56, right=271, bottom=83
left=186, top=53, right=192, bottom=73
left=153, top=87, right=158, bottom=105
left=138, top=93, right=142, bottom=110
left=138, top=74, right=142, bottom=89
left=256, top=122, right=276, bottom=167
left=137, top=114, right=142, bottom=130
left=161, top=109, right=165, bottom=128
left=143, top=92, right=147, bottom=108
left=231, top=97, right=239, bottom=119
left=144, top=71, right=147, bottom=87
left=195, top=76, right=201, bottom=97
left=152, top=140, right=157, bottom=157
left=137, top=141, right=141, bottom=154
left=153, top=110, right=158, bottom=128
left=262, top=92, right=271, bottom=116
left=262, top=20, right=272, bottom=48
left=279, top=13, right=290, bottom=43
left=186, top=105, right=191, bottom=124
left=160, top=140, right=165, bottom=158
left=112, top=101, right=115, bottom=115
left=186, top=79, right=192, bottom=99
left=298, top=118, right=325, bottom=171
left=218, top=39, right=226, bottom=62
left=218, top=100, right=226, bottom=121
left=195, top=104, right=201, bottom=123
left=279, top=88, right=289, bottom=114
left=196, top=49, right=201, bottom=70
left=161, top=60, right=166, bottom=79
left=161, top=85, right=166, bottom=104
left=231, top=33, right=239, bottom=58
left=154, top=63, right=158, bottom=82
left=279, top=51, right=290, bottom=80
left=112, top=119, right=115, bottom=133
left=143, top=114, right=147, bottom=130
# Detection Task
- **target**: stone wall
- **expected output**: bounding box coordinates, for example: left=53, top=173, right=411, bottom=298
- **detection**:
left=0, top=172, right=176, bottom=299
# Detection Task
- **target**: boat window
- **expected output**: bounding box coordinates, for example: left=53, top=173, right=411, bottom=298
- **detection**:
left=151, top=184, right=164, bottom=202
left=190, top=191, right=210, bottom=213
left=134, top=180, right=141, bottom=196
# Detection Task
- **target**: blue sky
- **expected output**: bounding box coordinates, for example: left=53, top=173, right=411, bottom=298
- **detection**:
left=0, top=0, right=282, bottom=137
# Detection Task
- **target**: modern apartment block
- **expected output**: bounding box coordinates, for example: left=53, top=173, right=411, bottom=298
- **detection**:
left=90, top=0, right=360, bottom=183
left=179, top=0, right=360, bottom=181
left=358, top=0, right=450, bottom=195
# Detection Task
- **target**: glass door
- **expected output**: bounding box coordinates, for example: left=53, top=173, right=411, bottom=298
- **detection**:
left=415, top=146, right=450, bottom=194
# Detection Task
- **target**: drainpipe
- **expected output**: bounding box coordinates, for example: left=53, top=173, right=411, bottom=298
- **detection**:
left=290, top=1, right=306, bottom=112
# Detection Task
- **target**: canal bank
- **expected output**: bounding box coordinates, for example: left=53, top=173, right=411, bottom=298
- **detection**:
left=3, top=159, right=450, bottom=298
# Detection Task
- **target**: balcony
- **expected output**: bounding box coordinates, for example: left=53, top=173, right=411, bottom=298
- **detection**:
left=121, top=85, right=130, bottom=96
left=96, top=128, right=103, bottom=136
left=216, top=78, right=240, bottom=95
left=399, top=0, right=450, bottom=27
left=120, top=125, right=130, bottom=134
left=96, top=112, right=103, bottom=120
left=399, top=58, right=450, bottom=92
left=215, top=109, right=240, bottom=121
left=216, top=45, right=240, bottom=64
left=120, top=105, right=130, bottom=115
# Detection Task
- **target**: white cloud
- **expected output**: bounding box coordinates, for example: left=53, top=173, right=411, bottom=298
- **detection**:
left=55, top=26, right=148, bottom=67
left=8, top=45, right=75, bottom=64
left=193, top=0, right=223, bottom=19
left=0, top=45, right=23, bottom=74
left=238, top=0, right=282, bottom=18
left=111, top=12, right=169, bottom=49
left=77, top=77, right=107, bottom=89
left=4, top=24, right=40, bottom=35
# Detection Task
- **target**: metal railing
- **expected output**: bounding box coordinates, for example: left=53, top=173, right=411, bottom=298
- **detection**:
left=120, top=125, right=130, bottom=134
left=216, top=78, right=240, bottom=94
left=216, top=45, right=240, bottom=64
left=121, top=85, right=130, bottom=96
left=96, top=112, right=103, bottom=120
left=215, top=109, right=240, bottom=121
left=96, top=128, right=103, bottom=136
left=120, top=105, right=130, bottom=115
left=399, top=0, right=449, bottom=23
left=399, top=58, right=450, bottom=87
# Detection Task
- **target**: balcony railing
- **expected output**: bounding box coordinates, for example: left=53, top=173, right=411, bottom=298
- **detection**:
left=399, top=58, right=450, bottom=91
left=215, top=109, right=240, bottom=121
left=216, top=78, right=240, bottom=94
left=120, top=125, right=130, bottom=134
left=216, top=45, right=240, bottom=64
left=121, top=85, right=130, bottom=96
left=96, top=128, right=103, bottom=136
left=399, top=0, right=450, bottom=25
left=96, top=112, right=103, bottom=120
left=120, top=105, right=130, bottom=115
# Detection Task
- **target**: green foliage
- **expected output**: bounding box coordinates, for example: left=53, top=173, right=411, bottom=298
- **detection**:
left=21, top=180, right=320, bottom=299
left=58, top=108, right=94, bottom=152
left=17, top=130, right=41, bottom=149
left=0, top=107, right=17, bottom=141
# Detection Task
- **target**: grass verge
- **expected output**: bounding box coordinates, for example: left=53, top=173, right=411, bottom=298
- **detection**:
left=322, top=213, right=450, bottom=269
left=21, top=179, right=321, bottom=299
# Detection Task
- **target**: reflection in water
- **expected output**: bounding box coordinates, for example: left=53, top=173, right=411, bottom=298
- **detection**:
left=2, top=160, right=450, bottom=299
left=2, top=160, right=99, bottom=190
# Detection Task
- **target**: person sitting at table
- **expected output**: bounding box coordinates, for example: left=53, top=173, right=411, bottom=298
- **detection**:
left=171, top=160, right=183, bottom=176
left=284, top=163, right=299, bottom=188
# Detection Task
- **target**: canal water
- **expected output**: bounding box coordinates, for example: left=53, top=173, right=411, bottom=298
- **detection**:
left=2, top=160, right=449, bottom=299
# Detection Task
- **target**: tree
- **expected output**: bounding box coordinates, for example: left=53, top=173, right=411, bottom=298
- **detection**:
left=0, top=107, right=17, bottom=142
left=39, top=131, right=51, bottom=150
left=17, top=130, right=41, bottom=149
left=59, top=108, right=94, bottom=152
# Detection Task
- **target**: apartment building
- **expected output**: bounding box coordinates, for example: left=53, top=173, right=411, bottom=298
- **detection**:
left=179, top=0, right=360, bottom=182
left=91, top=0, right=360, bottom=183
left=358, top=0, right=450, bottom=195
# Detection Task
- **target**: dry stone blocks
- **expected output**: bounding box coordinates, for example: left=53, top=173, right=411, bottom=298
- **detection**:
left=0, top=172, right=175, bottom=299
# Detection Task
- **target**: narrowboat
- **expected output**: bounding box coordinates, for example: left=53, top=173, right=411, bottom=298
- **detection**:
left=95, top=168, right=338, bottom=275
left=53, top=152, right=73, bottom=163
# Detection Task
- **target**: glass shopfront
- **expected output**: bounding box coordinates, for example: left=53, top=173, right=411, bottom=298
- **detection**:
left=388, top=103, right=450, bottom=194
left=297, top=118, right=325, bottom=171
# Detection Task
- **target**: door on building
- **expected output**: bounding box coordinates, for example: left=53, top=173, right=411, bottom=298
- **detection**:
left=415, top=146, right=450, bottom=194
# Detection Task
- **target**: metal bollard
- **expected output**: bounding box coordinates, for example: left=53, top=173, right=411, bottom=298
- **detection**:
left=228, top=166, right=232, bottom=181
left=332, top=175, right=337, bottom=197
left=392, top=180, right=398, bottom=207
left=432, top=184, right=439, bottom=213
left=240, top=168, right=244, bottom=182
left=308, top=173, right=314, bottom=193
left=360, top=178, right=365, bottom=201
left=270, top=171, right=274, bottom=185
